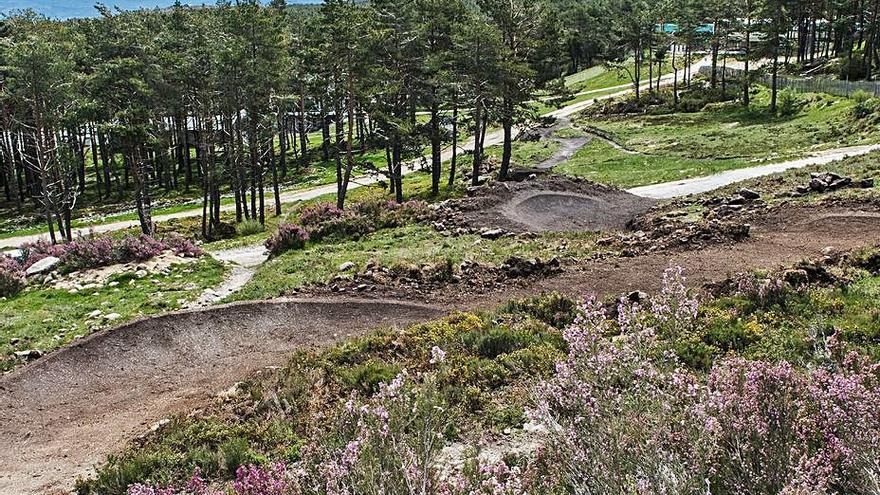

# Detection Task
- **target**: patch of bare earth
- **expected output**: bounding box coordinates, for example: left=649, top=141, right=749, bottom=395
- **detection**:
left=0, top=299, right=444, bottom=494
left=3, top=177, right=880, bottom=494
left=432, top=175, right=656, bottom=234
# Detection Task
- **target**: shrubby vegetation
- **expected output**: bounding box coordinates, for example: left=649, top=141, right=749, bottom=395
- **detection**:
left=265, top=199, right=429, bottom=257
left=16, top=234, right=203, bottom=275
left=76, top=258, right=880, bottom=494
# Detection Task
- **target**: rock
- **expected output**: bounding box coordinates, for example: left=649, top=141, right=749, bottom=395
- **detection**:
left=10, top=337, right=19, bottom=345
left=14, top=349, right=43, bottom=361
left=782, top=269, right=810, bottom=287
left=104, top=313, right=122, bottom=322
left=795, top=185, right=811, bottom=195
left=738, top=188, right=761, bottom=200
left=134, top=269, right=149, bottom=278
left=480, top=228, right=507, bottom=240
left=25, top=257, right=60, bottom=277
left=827, top=177, right=852, bottom=191
left=87, top=310, right=103, bottom=319
left=626, top=291, right=649, bottom=303
left=338, top=261, right=356, bottom=272
left=809, top=178, right=828, bottom=192
left=857, top=177, right=875, bottom=189
left=216, top=382, right=244, bottom=400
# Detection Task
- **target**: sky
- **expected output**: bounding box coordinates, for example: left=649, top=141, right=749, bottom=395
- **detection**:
left=0, top=0, right=317, bottom=19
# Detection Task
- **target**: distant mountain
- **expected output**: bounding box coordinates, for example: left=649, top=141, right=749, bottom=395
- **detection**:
left=0, top=0, right=319, bottom=19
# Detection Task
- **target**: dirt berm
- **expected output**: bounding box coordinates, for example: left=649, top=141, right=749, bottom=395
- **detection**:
left=0, top=298, right=443, bottom=495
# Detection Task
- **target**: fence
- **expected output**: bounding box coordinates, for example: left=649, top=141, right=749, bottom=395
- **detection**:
left=697, top=66, right=880, bottom=98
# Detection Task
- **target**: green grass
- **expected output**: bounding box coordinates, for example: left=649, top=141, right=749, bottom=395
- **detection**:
left=0, top=257, right=225, bottom=372
left=555, top=139, right=744, bottom=188
left=232, top=224, right=598, bottom=301
left=567, top=57, right=673, bottom=93
left=587, top=88, right=871, bottom=161
left=557, top=87, right=880, bottom=188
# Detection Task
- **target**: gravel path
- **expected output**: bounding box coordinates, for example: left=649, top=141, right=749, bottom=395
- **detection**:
left=188, top=245, right=270, bottom=308
left=627, top=144, right=880, bottom=199
left=0, top=59, right=714, bottom=251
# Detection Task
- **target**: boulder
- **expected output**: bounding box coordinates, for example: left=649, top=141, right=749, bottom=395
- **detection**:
left=13, top=349, right=43, bottom=361
left=338, top=261, right=356, bottom=272
left=480, top=228, right=507, bottom=240
left=782, top=269, right=810, bottom=287
left=827, top=177, right=852, bottom=191
left=738, top=188, right=761, bottom=200
left=809, top=178, right=828, bottom=192
left=25, top=256, right=60, bottom=276
left=857, top=177, right=875, bottom=189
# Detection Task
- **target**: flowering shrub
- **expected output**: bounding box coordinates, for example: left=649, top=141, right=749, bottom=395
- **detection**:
left=164, top=234, right=204, bottom=258
left=265, top=224, right=310, bottom=256
left=56, top=236, right=115, bottom=271
left=127, top=465, right=299, bottom=495
left=320, top=370, right=449, bottom=495
left=118, top=235, right=167, bottom=263
left=0, top=255, right=25, bottom=297
left=19, top=233, right=202, bottom=273
left=299, top=202, right=347, bottom=227
left=232, top=463, right=300, bottom=495
left=734, top=272, right=790, bottom=309
left=528, top=268, right=880, bottom=495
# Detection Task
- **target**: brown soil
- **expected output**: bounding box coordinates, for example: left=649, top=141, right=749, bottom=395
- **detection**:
left=439, top=175, right=655, bottom=233
left=0, top=299, right=444, bottom=495
left=2, top=204, right=880, bottom=494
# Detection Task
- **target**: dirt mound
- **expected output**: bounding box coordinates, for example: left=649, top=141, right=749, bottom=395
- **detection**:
left=432, top=176, right=655, bottom=234
left=501, top=191, right=649, bottom=232
left=0, top=298, right=442, bottom=494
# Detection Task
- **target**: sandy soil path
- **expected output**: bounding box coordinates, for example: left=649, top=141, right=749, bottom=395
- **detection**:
left=2, top=205, right=879, bottom=494
left=0, top=299, right=444, bottom=494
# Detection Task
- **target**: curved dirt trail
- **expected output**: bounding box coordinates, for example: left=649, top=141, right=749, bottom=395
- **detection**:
left=0, top=299, right=444, bottom=494
left=2, top=206, right=880, bottom=493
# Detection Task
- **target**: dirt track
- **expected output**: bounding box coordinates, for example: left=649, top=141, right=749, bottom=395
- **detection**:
left=0, top=299, right=444, bottom=494
left=2, top=205, right=879, bottom=494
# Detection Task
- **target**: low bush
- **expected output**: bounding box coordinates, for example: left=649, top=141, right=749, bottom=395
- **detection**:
left=264, top=224, right=310, bottom=257
left=19, top=233, right=203, bottom=274
left=118, top=235, right=166, bottom=263
left=302, top=199, right=428, bottom=243
left=163, top=234, right=204, bottom=258
left=338, top=359, right=401, bottom=395
left=235, top=219, right=265, bottom=237
left=777, top=88, right=801, bottom=116
left=0, top=255, right=25, bottom=298
left=57, top=237, right=116, bottom=271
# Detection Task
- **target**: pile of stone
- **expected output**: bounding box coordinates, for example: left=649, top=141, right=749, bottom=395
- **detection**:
left=700, top=188, right=768, bottom=219
left=317, top=256, right=563, bottom=298
left=795, top=172, right=874, bottom=195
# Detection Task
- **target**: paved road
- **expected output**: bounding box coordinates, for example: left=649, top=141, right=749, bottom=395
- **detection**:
left=627, top=144, right=880, bottom=199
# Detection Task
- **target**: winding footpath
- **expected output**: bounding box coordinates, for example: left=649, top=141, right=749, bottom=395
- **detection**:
left=1, top=58, right=714, bottom=251
left=3, top=56, right=880, bottom=494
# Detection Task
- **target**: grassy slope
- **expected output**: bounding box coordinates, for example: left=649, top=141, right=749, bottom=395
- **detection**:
left=78, top=263, right=880, bottom=492
left=0, top=257, right=225, bottom=372
left=558, top=87, right=879, bottom=187
left=233, top=225, right=597, bottom=301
